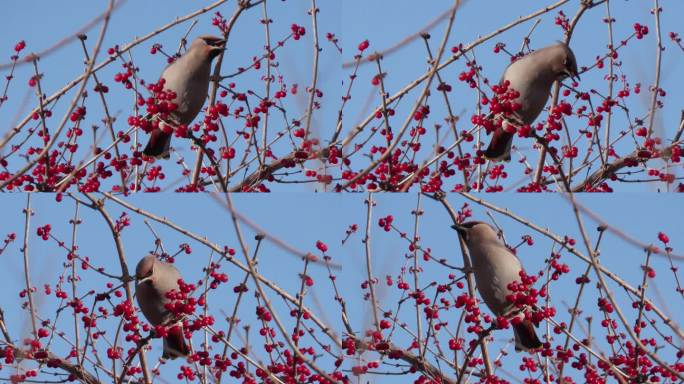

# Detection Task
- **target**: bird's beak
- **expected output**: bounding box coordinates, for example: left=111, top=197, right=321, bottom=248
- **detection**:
left=451, top=224, right=467, bottom=237
left=567, top=69, right=580, bottom=83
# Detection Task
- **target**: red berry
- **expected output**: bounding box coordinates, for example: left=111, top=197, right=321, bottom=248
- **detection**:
left=14, top=40, right=26, bottom=52
left=315, top=240, right=328, bottom=253
left=657, top=232, right=669, bottom=244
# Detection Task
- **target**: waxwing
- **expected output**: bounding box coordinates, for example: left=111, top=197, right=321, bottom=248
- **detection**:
left=485, top=43, right=579, bottom=161
left=135, top=254, right=189, bottom=358
left=453, top=221, right=542, bottom=351
left=143, top=35, right=225, bottom=158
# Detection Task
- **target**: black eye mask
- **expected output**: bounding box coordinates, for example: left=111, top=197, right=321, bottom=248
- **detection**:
left=202, top=38, right=226, bottom=47
left=563, top=58, right=580, bottom=82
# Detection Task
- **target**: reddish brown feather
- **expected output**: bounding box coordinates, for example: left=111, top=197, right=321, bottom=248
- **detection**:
left=163, top=325, right=189, bottom=358
left=484, top=127, right=513, bottom=161
left=513, top=320, right=542, bottom=351
left=143, top=130, right=171, bottom=159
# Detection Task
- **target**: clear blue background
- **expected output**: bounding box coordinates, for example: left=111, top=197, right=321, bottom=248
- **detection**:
left=340, top=0, right=684, bottom=192
left=0, top=0, right=342, bottom=191
left=0, top=193, right=682, bottom=382
left=1, top=1, right=683, bottom=191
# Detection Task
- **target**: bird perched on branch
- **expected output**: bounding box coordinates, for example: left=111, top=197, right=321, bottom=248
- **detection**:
left=143, top=35, right=225, bottom=159
left=484, top=43, right=579, bottom=162
left=452, top=221, right=543, bottom=351
left=135, top=254, right=190, bottom=359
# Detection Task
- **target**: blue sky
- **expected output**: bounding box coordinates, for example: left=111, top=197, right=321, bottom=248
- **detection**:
left=0, top=0, right=682, bottom=382
left=0, top=0, right=342, bottom=191
left=341, top=0, right=684, bottom=192
left=1, top=0, right=683, bottom=191
left=0, top=193, right=682, bottom=382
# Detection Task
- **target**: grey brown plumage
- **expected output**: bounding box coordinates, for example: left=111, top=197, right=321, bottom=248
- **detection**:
left=135, top=255, right=189, bottom=358
left=484, top=43, right=579, bottom=162
left=143, top=35, right=225, bottom=159
left=452, top=221, right=542, bottom=351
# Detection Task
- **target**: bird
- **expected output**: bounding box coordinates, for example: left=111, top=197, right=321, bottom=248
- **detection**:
left=452, top=221, right=543, bottom=351
left=143, top=35, right=226, bottom=159
left=135, top=254, right=190, bottom=359
left=484, top=43, right=579, bottom=162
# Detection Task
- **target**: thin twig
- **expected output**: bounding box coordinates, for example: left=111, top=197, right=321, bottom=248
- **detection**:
left=223, top=193, right=339, bottom=383
left=363, top=193, right=381, bottom=332
left=84, top=193, right=152, bottom=384
left=21, top=194, right=38, bottom=339
left=0, top=0, right=115, bottom=190
left=434, top=192, right=494, bottom=380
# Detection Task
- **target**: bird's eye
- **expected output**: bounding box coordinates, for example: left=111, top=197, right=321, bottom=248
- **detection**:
left=564, top=58, right=576, bottom=71
left=138, top=269, right=153, bottom=280
left=203, top=38, right=224, bottom=47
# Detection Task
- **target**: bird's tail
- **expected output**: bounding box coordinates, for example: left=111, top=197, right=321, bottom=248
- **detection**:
left=513, top=320, right=542, bottom=352
left=143, top=130, right=171, bottom=159
left=162, top=324, right=189, bottom=359
left=484, top=127, right=513, bottom=162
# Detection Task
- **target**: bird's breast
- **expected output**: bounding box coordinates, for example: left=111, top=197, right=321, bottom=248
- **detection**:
left=504, top=61, right=554, bottom=124
left=471, top=243, right=523, bottom=315
left=162, top=61, right=212, bottom=125
left=136, top=282, right=170, bottom=325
